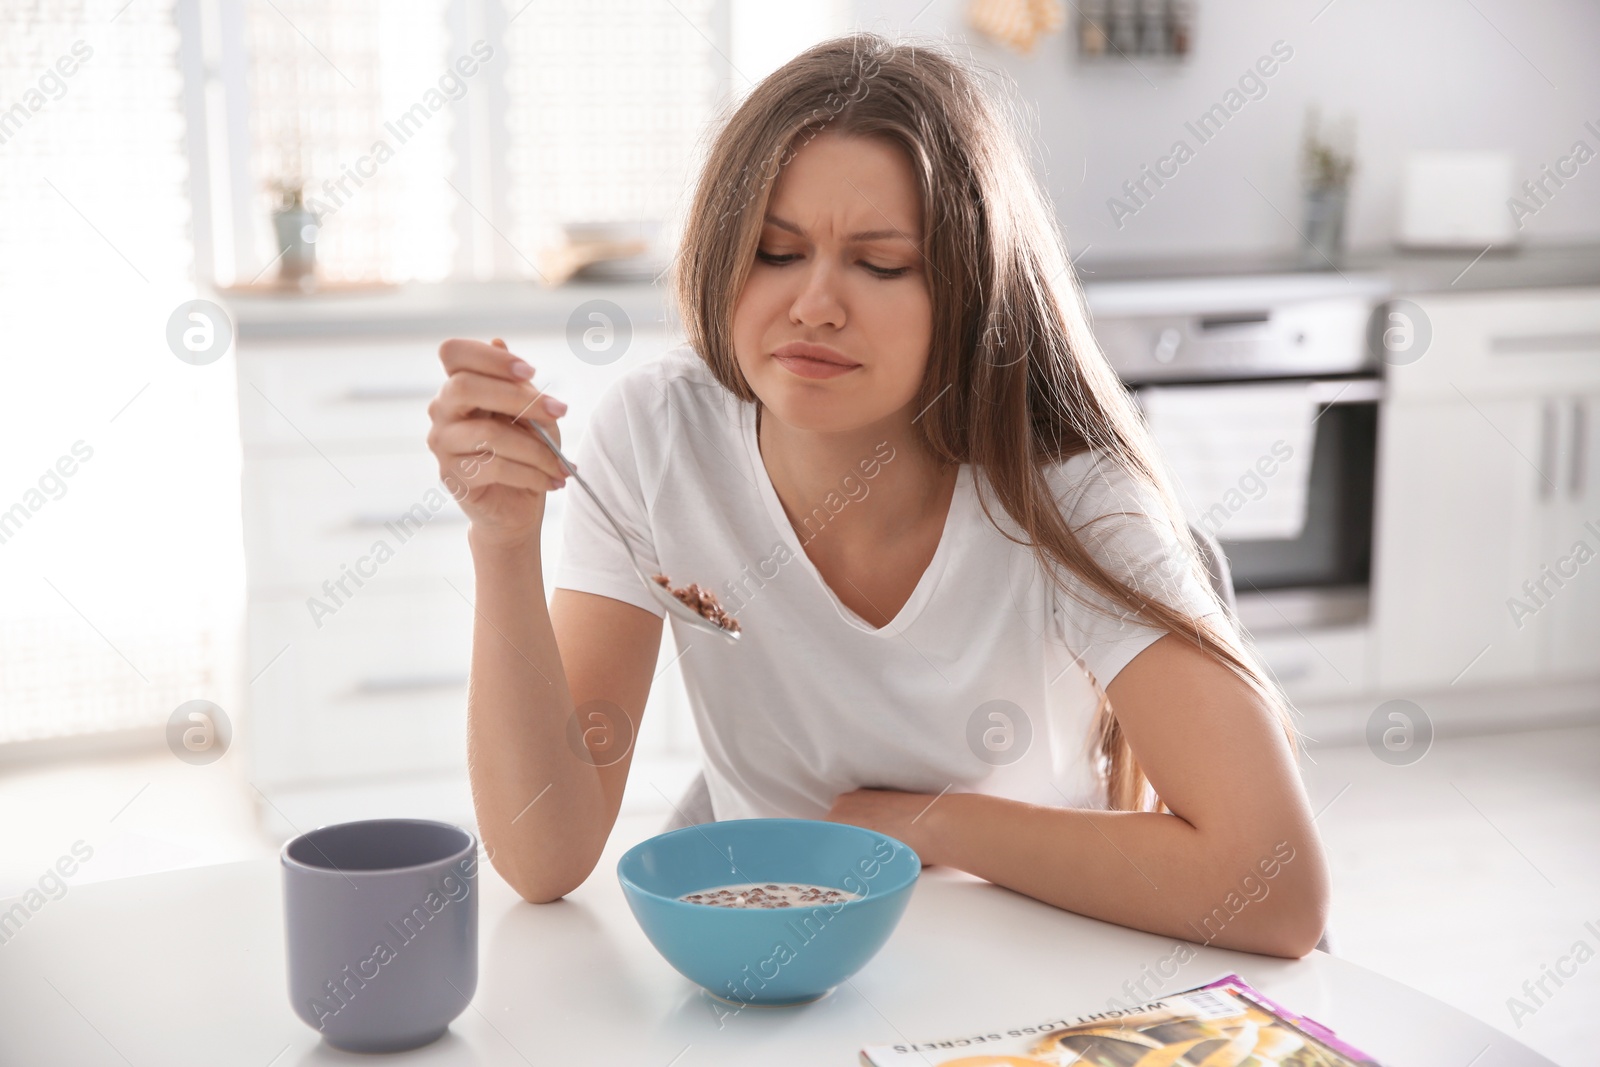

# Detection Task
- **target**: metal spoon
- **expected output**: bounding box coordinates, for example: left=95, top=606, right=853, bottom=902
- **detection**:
left=522, top=417, right=740, bottom=643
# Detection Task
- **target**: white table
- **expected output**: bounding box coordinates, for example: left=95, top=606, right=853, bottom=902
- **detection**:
left=0, top=830, right=1556, bottom=1067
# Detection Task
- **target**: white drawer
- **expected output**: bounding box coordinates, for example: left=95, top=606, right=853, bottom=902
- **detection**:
left=247, top=585, right=475, bottom=787
left=242, top=449, right=477, bottom=593
left=236, top=334, right=579, bottom=450
left=1387, top=286, right=1600, bottom=401
left=238, top=339, right=444, bottom=449
left=1248, top=624, right=1371, bottom=704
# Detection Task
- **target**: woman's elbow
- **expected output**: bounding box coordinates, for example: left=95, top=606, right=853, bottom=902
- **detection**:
left=1213, top=849, right=1330, bottom=957
left=489, top=851, right=584, bottom=905
left=1262, top=909, right=1328, bottom=958
left=1220, top=899, right=1325, bottom=958
left=1259, top=869, right=1332, bottom=958
left=512, top=880, right=570, bottom=905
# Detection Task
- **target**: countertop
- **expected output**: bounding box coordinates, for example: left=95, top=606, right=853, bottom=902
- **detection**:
left=1074, top=239, right=1600, bottom=294
left=0, top=840, right=1558, bottom=1065
left=217, top=278, right=676, bottom=340
left=214, top=241, right=1600, bottom=339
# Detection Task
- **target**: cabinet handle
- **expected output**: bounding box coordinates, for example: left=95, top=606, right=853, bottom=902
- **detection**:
left=352, top=673, right=468, bottom=695
left=341, top=385, right=439, bottom=403
left=1539, top=400, right=1558, bottom=500
left=349, top=511, right=466, bottom=530
left=1491, top=331, right=1600, bottom=356
left=1572, top=399, right=1587, bottom=500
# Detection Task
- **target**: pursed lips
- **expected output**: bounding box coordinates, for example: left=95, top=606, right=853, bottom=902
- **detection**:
left=771, top=342, right=861, bottom=378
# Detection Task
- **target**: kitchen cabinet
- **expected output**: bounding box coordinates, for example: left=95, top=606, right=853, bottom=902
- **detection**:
left=237, top=335, right=489, bottom=794
left=1243, top=625, right=1370, bottom=703
left=1370, top=396, right=1545, bottom=689
left=1371, top=287, right=1600, bottom=693
left=247, top=587, right=473, bottom=782
left=233, top=326, right=685, bottom=813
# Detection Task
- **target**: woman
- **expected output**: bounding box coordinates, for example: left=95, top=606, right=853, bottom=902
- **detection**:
left=426, top=33, right=1329, bottom=957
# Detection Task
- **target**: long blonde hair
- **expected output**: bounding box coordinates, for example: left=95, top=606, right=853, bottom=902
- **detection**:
left=671, top=33, right=1295, bottom=811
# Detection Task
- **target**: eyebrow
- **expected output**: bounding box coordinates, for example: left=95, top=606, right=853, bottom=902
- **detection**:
left=762, top=214, right=920, bottom=244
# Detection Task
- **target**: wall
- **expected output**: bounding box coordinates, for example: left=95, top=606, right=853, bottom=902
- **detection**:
left=848, top=0, right=1600, bottom=259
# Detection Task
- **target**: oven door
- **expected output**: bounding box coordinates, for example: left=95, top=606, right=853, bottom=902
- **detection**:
left=1135, top=376, right=1382, bottom=632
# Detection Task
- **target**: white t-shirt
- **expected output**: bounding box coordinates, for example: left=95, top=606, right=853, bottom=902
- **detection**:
left=554, top=343, right=1229, bottom=820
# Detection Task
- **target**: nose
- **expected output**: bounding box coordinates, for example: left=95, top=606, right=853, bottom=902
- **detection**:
left=788, top=257, right=846, bottom=330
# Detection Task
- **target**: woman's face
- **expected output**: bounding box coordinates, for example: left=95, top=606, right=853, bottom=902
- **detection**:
left=731, top=130, right=933, bottom=436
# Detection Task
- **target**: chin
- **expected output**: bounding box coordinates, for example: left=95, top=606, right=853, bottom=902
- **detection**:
left=755, top=375, right=866, bottom=434
left=764, top=394, right=853, bottom=434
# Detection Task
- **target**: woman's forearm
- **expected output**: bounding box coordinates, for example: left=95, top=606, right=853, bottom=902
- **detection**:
left=920, top=792, right=1328, bottom=958
left=464, top=529, right=609, bottom=902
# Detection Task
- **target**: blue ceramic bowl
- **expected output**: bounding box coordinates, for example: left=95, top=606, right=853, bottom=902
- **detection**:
left=617, top=818, right=920, bottom=1006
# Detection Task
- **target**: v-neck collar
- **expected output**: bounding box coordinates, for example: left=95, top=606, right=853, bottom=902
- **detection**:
left=741, top=402, right=969, bottom=636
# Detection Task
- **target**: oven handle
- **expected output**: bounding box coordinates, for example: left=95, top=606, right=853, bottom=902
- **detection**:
left=1307, top=378, right=1382, bottom=406
left=1132, top=378, right=1382, bottom=404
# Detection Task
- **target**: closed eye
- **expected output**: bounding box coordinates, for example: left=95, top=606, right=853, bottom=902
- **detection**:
left=755, top=249, right=911, bottom=278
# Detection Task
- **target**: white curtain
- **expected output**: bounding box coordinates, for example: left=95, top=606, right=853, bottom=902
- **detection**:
left=500, top=0, right=723, bottom=273
left=0, top=0, right=233, bottom=742
left=243, top=0, right=456, bottom=283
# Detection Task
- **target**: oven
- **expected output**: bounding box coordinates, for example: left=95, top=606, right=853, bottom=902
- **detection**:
left=1084, top=273, right=1392, bottom=638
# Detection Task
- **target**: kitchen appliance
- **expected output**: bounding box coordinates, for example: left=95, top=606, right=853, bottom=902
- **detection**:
left=1398, top=150, right=1518, bottom=249
left=1085, top=273, right=1392, bottom=640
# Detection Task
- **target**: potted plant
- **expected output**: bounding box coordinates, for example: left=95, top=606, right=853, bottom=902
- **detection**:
left=1299, top=105, right=1357, bottom=268
left=268, top=176, right=318, bottom=289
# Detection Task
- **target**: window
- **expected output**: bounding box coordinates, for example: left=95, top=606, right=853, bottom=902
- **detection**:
left=0, top=0, right=224, bottom=744
left=242, top=0, right=458, bottom=283
left=500, top=0, right=724, bottom=277
left=0, top=0, right=190, bottom=290
left=205, top=0, right=737, bottom=286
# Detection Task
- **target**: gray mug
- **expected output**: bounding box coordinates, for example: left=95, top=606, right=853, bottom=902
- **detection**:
left=281, top=818, right=479, bottom=1052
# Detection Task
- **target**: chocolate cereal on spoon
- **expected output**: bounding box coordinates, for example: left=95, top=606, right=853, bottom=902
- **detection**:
left=519, top=416, right=742, bottom=642
left=651, top=575, right=741, bottom=634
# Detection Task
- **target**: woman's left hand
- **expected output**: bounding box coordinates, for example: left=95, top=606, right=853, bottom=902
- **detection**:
left=822, top=787, right=944, bottom=866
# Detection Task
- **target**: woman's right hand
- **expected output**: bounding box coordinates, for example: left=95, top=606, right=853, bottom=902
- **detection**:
left=428, top=337, right=570, bottom=549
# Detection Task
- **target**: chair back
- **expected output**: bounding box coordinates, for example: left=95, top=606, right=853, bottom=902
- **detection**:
left=1187, top=521, right=1237, bottom=615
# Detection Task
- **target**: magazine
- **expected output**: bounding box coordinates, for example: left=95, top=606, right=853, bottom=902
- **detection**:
left=859, top=973, right=1386, bottom=1066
